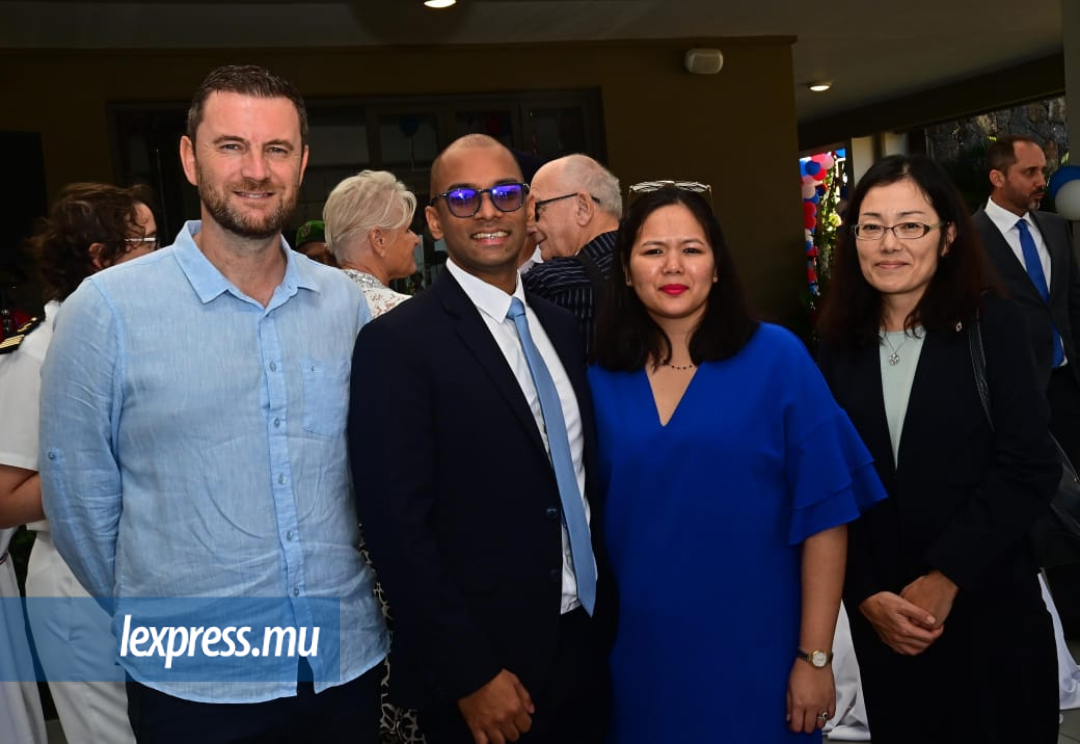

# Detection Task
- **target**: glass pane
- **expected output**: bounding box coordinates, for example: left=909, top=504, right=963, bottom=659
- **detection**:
left=454, top=110, right=513, bottom=148
left=378, top=114, right=438, bottom=167
left=525, top=107, right=587, bottom=159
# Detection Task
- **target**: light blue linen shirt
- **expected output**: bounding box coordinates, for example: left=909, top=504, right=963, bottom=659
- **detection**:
left=39, top=221, right=388, bottom=702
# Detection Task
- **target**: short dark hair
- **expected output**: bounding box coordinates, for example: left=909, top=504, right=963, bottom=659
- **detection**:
left=817, top=155, right=990, bottom=347
left=186, top=65, right=308, bottom=147
left=986, top=134, right=1042, bottom=177
left=594, top=188, right=758, bottom=370
left=30, top=182, right=155, bottom=302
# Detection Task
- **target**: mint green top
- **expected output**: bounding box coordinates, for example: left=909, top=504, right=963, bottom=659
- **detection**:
left=880, top=328, right=926, bottom=465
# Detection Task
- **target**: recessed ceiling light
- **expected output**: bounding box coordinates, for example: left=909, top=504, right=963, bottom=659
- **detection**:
left=424, top=0, right=456, bottom=7
left=807, top=82, right=832, bottom=92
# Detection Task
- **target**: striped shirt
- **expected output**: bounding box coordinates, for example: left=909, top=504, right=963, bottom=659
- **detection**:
left=522, top=231, right=617, bottom=359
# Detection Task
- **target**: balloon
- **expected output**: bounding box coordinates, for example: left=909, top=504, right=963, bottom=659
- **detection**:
left=802, top=175, right=817, bottom=185
left=1049, top=165, right=1080, bottom=199
left=814, top=167, right=828, bottom=182
left=803, top=202, right=817, bottom=217
left=1055, top=179, right=1080, bottom=221
left=809, top=192, right=820, bottom=205
left=805, top=161, right=822, bottom=176
left=806, top=245, right=819, bottom=257
left=807, top=265, right=819, bottom=284
left=816, top=184, right=827, bottom=195
left=804, top=214, right=817, bottom=230
left=836, top=148, right=847, bottom=158
left=800, top=159, right=810, bottom=175
left=398, top=115, right=420, bottom=138
left=801, top=182, right=817, bottom=199
left=820, top=154, right=835, bottom=170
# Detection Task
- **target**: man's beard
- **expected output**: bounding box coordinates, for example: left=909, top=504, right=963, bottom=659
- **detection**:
left=197, top=162, right=297, bottom=241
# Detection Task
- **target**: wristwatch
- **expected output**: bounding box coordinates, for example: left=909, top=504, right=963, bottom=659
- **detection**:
left=797, top=649, right=833, bottom=668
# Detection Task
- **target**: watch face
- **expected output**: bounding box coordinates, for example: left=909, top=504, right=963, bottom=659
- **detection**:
left=811, top=650, right=828, bottom=667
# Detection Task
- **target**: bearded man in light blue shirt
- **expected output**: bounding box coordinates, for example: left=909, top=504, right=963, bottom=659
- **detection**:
left=38, top=65, right=388, bottom=743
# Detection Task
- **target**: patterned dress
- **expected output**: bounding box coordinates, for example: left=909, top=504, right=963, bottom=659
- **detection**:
left=344, top=268, right=422, bottom=744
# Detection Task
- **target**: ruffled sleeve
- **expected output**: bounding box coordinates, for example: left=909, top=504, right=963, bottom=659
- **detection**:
left=786, top=406, right=887, bottom=545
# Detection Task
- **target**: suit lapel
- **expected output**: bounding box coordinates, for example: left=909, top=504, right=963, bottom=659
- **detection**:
left=976, top=209, right=1035, bottom=299
left=433, top=271, right=547, bottom=454
left=848, top=341, right=896, bottom=477
left=1031, top=211, right=1067, bottom=297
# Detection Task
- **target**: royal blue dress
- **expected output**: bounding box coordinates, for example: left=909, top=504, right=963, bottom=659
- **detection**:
left=589, top=324, right=885, bottom=743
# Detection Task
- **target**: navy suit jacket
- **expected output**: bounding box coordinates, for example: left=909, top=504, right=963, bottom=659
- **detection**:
left=974, top=207, right=1080, bottom=389
left=347, top=269, right=613, bottom=711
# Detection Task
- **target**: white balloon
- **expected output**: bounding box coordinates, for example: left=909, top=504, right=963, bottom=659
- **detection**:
left=1056, top=179, right=1080, bottom=221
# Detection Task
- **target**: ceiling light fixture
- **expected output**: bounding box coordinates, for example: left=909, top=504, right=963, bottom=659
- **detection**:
left=807, top=82, right=832, bottom=92
left=424, top=0, right=456, bottom=7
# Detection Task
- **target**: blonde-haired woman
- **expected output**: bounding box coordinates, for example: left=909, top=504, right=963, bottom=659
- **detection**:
left=324, top=169, right=420, bottom=318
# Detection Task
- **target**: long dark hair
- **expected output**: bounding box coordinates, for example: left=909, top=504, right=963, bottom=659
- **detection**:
left=594, top=188, right=758, bottom=370
left=818, top=155, right=990, bottom=347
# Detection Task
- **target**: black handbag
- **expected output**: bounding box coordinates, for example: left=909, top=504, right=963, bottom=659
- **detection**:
left=968, top=320, right=1080, bottom=567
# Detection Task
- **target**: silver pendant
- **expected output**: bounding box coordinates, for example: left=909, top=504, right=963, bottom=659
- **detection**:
left=888, top=352, right=900, bottom=366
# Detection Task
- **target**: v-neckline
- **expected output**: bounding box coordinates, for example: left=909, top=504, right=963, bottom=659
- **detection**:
left=645, top=365, right=700, bottom=428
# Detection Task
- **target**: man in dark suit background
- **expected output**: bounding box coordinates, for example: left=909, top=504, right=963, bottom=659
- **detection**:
left=975, top=133, right=1080, bottom=631
left=348, top=134, right=610, bottom=744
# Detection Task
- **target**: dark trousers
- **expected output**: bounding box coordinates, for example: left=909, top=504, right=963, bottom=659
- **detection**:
left=1045, top=366, right=1080, bottom=636
left=126, top=662, right=381, bottom=744
left=850, top=576, right=1057, bottom=744
left=420, top=608, right=609, bottom=744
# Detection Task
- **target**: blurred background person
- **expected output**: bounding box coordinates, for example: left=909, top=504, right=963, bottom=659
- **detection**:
left=817, top=154, right=1059, bottom=744
left=324, top=170, right=419, bottom=319
left=590, top=185, right=884, bottom=743
left=0, top=182, right=156, bottom=744
left=294, top=218, right=336, bottom=265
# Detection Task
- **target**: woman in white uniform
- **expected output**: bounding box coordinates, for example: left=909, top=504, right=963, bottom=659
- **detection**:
left=0, top=182, right=158, bottom=744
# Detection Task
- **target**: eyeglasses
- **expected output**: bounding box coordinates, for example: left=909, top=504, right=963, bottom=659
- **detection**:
left=629, top=180, right=712, bottom=196
left=124, top=236, right=161, bottom=251
left=428, top=182, right=529, bottom=219
left=534, top=193, right=601, bottom=222
left=851, top=222, right=947, bottom=241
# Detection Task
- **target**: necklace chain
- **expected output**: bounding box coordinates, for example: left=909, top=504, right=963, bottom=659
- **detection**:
left=665, top=363, right=696, bottom=371
left=882, top=332, right=907, bottom=366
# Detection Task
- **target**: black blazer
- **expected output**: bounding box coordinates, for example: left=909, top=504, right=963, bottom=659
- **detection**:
left=974, top=207, right=1080, bottom=389
left=347, top=269, right=613, bottom=711
left=818, top=297, right=1058, bottom=607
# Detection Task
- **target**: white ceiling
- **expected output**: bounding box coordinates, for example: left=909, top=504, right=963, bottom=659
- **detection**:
left=0, top=0, right=1066, bottom=122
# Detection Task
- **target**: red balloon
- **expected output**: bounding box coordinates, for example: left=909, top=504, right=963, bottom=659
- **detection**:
left=804, top=214, right=817, bottom=230
left=803, top=202, right=817, bottom=218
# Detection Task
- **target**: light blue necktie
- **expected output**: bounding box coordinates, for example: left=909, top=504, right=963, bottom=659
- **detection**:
left=1016, top=218, right=1064, bottom=368
left=507, top=297, right=596, bottom=615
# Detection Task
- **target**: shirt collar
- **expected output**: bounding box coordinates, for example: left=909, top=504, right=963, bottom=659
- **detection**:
left=171, top=221, right=321, bottom=305
left=985, top=197, right=1033, bottom=235
left=445, top=257, right=525, bottom=323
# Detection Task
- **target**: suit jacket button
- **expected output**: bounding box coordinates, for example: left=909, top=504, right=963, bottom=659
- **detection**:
left=545, top=506, right=559, bottom=520
left=549, top=568, right=560, bottom=584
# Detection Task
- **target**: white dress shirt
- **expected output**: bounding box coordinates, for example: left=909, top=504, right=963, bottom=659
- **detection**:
left=445, top=258, right=592, bottom=613
left=984, top=197, right=1052, bottom=286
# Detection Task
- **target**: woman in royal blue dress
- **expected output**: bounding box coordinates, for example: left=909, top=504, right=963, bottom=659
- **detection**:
left=589, top=185, right=885, bottom=743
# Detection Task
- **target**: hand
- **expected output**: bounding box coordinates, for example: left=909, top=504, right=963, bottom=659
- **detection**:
left=858, top=591, right=944, bottom=656
left=786, top=660, right=835, bottom=733
left=457, top=669, right=535, bottom=744
left=900, top=571, right=958, bottom=630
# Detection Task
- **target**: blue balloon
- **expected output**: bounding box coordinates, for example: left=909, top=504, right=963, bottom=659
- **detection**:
left=809, top=193, right=820, bottom=205
left=836, top=148, right=847, bottom=158
left=805, top=161, right=822, bottom=176
left=1049, top=165, right=1080, bottom=199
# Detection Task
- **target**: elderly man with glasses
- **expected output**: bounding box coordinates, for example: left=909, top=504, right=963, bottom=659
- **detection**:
left=349, top=134, right=613, bottom=744
left=523, top=155, right=622, bottom=358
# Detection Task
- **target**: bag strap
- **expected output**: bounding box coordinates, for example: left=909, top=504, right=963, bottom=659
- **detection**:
left=968, top=319, right=994, bottom=432
left=574, top=250, right=607, bottom=299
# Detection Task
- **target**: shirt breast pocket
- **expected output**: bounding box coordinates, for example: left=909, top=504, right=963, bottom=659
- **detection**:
left=300, top=358, right=350, bottom=437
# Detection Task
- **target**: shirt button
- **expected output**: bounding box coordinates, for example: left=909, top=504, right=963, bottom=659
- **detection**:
left=274, top=418, right=281, bottom=428
left=286, top=531, right=294, bottom=541
left=269, top=362, right=277, bottom=372
left=545, top=506, right=559, bottom=520
left=549, top=568, right=560, bottom=584
left=47, top=452, right=57, bottom=460
left=278, top=474, right=285, bottom=485
left=292, top=588, right=300, bottom=597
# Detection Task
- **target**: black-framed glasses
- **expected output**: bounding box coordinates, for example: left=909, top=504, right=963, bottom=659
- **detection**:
left=428, top=182, right=529, bottom=218
left=629, top=180, right=712, bottom=196
left=851, top=222, right=947, bottom=241
left=124, top=236, right=161, bottom=251
left=534, top=192, right=601, bottom=222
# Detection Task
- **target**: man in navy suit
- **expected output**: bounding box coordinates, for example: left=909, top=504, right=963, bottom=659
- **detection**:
left=348, top=134, right=610, bottom=744
left=975, top=133, right=1080, bottom=630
